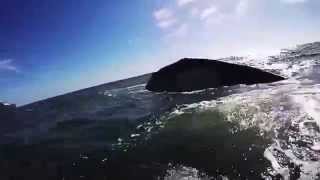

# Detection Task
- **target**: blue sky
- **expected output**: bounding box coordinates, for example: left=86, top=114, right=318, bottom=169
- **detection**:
left=0, top=0, right=319, bottom=105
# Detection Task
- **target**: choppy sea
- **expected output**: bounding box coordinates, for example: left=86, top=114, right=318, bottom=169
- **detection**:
left=1, top=42, right=320, bottom=179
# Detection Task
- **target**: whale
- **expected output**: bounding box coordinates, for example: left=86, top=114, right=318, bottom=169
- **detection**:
left=146, top=58, right=285, bottom=92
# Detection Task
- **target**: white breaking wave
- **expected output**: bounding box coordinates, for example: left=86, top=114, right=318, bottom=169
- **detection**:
left=163, top=164, right=213, bottom=180
left=100, top=83, right=147, bottom=96
left=0, top=101, right=11, bottom=106
left=108, top=43, right=320, bottom=179
left=166, top=49, right=320, bottom=179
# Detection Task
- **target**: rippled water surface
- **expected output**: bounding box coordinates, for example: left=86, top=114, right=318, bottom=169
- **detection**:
left=1, top=42, right=320, bottom=179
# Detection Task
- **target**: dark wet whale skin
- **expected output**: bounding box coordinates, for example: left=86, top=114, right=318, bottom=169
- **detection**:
left=146, top=58, right=285, bottom=92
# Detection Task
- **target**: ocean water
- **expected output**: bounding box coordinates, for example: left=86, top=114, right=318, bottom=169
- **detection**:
left=1, top=42, right=320, bottom=179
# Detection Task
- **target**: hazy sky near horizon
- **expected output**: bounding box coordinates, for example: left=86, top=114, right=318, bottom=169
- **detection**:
left=0, top=0, right=319, bottom=105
